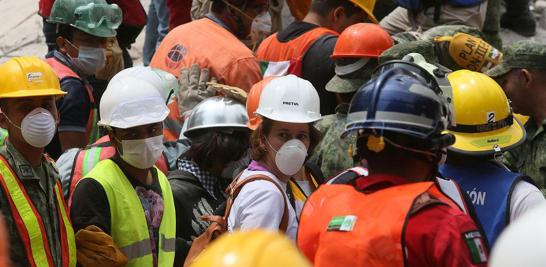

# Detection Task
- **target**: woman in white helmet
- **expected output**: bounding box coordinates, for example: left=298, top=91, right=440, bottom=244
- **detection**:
left=226, top=75, right=322, bottom=240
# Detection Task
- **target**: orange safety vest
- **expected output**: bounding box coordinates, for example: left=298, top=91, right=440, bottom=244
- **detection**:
left=150, top=18, right=262, bottom=141
left=297, top=182, right=460, bottom=267
left=67, top=135, right=169, bottom=208
left=256, top=27, right=338, bottom=77
left=0, top=155, right=76, bottom=267
left=45, top=57, right=100, bottom=144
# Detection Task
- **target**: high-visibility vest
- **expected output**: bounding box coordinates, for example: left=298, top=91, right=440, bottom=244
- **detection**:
left=45, top=57, right=100, bottom=144
left=297, top=182, right=455, bottom=266
left=84, top=159, right=176, bottom=266
left=66, top=135, right=169, bottom=208
left=256, top=27, right=338, bottom=77
left=0, top=155, right=76, bottom=267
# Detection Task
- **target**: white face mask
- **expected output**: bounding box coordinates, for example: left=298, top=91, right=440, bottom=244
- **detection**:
left=249, top=11, right=272, bottom=44
left=267, top=138, right=308, bottom=176
left=72, top=46, right=106, bottom=75
left=118, top=135, right=164, bottom=169
left=6, top=108, right=57, bottom=148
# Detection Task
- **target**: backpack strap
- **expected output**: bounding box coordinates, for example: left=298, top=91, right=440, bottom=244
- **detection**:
left=224, top=173, right=289, bottom=232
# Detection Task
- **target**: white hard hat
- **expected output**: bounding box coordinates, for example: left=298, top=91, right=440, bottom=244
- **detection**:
left=109, top=66, right=179, bottom=104
left=98, top=76, right=169, bottom=129
left=255, top=75, right=321, bottom=123
left=490, top=203, right=546, bottom=267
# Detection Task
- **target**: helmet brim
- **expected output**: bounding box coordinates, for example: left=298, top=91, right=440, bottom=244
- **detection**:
left=447, top=117, right=526, bottom=155
left=0, top=89, right=66, bottom=98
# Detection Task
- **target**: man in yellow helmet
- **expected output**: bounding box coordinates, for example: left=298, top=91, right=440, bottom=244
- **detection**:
left=0, top=57, right=76, bottom=266
left=256, top=0, right=377, bottom=116
left=440, top=70, right=544, bottom=247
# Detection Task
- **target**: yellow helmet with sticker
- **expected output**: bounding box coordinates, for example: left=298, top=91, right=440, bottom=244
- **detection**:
left=446, top=70, right=525, bottom=155
left=0, top=57, right=65, bottom=99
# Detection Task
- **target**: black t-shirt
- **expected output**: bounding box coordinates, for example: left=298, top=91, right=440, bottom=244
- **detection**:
left=277, top=21, right=338, bottom=115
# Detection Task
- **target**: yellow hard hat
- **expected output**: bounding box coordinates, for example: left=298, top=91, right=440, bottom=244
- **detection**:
left=349, top=0, right=378, bottom=24
left=0, top=56, right=65, bottom=99
left=513, top=113, right=530, bottom=125
left=446, top=70, right=525, bottom=155
left=189, top=230, right=312, bottom=267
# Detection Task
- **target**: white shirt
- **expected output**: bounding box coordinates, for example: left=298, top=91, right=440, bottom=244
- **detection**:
left=227, top=169, right=299, bottom=240
left=510, top=180, right=545, bottom=221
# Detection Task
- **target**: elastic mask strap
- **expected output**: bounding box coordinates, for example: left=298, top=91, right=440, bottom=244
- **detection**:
left=264, top=137, right=278, bottom=153
left=3, top=115, right=21, bottom=130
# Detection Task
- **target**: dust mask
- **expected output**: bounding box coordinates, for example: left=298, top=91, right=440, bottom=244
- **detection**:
left=118, top=135, right=164, bottom=169
left=72, top=46, right=106, bottom=75
left=249, top=11, right=271, bottom=46
left=267, top=138, right=308, bottom=176
left=6, top=108, right=57, bottom=148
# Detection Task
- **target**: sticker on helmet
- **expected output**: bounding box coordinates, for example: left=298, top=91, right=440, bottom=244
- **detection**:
left=26, top=72, right=43, bottom=83
left=487, top=112, right=495, bottom=123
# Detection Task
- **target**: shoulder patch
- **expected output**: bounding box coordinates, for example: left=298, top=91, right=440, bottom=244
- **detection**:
left=463, top=230, right=487, bottom=264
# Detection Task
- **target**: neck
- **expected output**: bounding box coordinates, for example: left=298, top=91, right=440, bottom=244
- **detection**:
left=9, top=139, right=43, bottom=167
left=210, top=10, right=236, bottom=33
left=533, top=111, right=546, bottom=128
left=114, top=154, right=152, bottom=186
left=302, top=12, right=328, bottom=28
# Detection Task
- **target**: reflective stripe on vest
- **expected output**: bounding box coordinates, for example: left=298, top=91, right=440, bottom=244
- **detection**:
left=440, top=161, right=526, bottom=246
left=84, top=159, right=176, bottom=266
left=298, top=182, right=437, bottom=266
left=0, top=128, right=7, bottom=146
left=68, top=144, right=114, bottom=208
left=256, top=27, right=338, bottom=77
left=45, top=57, right=99, bottom=144
left=0, top=156, right=76, bottom=267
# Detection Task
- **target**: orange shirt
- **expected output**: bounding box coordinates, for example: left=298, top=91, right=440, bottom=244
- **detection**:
left=151, top=18, right=262, bottom=92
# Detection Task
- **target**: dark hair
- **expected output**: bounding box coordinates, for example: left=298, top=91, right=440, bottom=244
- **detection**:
left=183, top=128, right=250, bottom=172
left=249, top=118, right=322, bottom=161
left=55, top=24, right=74, bottom=42
left=310, top=0, right=364, bottom=18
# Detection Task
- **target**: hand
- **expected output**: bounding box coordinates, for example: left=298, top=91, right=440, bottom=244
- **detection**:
left=178, top=64, right=217, bottom=118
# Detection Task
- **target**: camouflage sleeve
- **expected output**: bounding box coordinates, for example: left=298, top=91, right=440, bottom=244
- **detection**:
left=379, top=40, right=437, bottom=64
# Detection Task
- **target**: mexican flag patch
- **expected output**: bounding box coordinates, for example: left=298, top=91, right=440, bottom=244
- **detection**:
left=327, top=215, right=357, bottom=232
left=463, top=231, right=487, bottom=264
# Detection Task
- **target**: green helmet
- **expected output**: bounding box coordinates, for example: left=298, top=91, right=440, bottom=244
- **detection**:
left=48, top=0, right=122, bottom=38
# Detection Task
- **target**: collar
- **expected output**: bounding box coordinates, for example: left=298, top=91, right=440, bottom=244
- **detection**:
left=2, top=141, right=45, bottom=181
left=247, top=160, right=271, bottom=172
left=53, top=50, right=86, bottom=78
left=178, top=159, right=225, bottom=200
left=525, top=119, right=545, bottom=141
left=355, top=173, right=411, bottom=193
left=205, top=13, right=232, bottom=32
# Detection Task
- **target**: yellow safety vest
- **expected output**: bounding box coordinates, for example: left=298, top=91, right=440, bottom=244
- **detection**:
left=0, top=156, right=76, bottom=267
left=84, top=159, right=176, bottom=267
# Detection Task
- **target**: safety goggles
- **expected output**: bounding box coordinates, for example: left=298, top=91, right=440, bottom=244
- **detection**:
left=73, top=3, right=122, bottom=30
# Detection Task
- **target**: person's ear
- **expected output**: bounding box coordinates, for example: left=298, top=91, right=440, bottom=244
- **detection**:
left=56, top=37, right=68, bottom=54
left=332, top=6, right=345, bottom=22
left=520, top=69, right=534, bottom=89
left=108, top=129, right=123, bottom=155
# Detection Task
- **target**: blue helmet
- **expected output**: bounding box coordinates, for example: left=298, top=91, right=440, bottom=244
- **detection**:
left=343, top=61, right=454, bottom=151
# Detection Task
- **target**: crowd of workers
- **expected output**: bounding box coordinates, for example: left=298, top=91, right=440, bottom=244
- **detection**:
left=0, top=0, right=545, bottom=266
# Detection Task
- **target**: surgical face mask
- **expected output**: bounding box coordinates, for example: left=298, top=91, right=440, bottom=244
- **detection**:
left=71, top=46, right=106, bottom=75
left=6, top=108, right=57, bottom=148
left=267, top=138, right=308, bottom=176
left=118, top=135, right=164, bottom=169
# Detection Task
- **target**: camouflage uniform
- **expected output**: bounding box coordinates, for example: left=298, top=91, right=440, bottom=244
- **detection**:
left=0, top=141, right=64, bottom=266
left=309, top=104, right=356, bottom=179
left=487, top=41, right=546, bottom=195
left=503, top=121, right=546, bottom=195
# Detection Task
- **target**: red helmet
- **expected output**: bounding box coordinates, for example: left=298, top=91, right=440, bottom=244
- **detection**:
left=332, top=23, right=393, bottom=59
